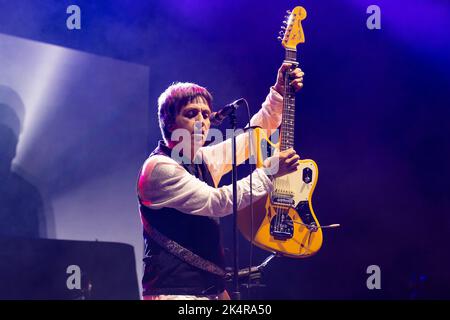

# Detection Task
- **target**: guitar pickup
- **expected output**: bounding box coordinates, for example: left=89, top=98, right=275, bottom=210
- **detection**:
left=271, top=195, right=295, bottom=206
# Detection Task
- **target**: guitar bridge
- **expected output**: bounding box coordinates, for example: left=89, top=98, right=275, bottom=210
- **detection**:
left=270, top=194, right=295, bottom=240
left=270, top=213, right=294, bottom=240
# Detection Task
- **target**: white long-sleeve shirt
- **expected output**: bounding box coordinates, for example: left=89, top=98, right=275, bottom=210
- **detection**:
left=138, top=88, right=283, bottom=218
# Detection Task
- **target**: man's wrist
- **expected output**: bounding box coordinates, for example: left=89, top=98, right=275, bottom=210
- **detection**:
left=262, top=167, right=276, bottom=181
left=272, top=85, right=283, bottom=96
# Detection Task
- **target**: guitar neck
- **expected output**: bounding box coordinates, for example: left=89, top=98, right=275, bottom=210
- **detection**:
left=280, top=48, right=298, bottom=151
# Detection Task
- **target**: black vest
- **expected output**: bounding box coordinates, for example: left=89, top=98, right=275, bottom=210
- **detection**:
left=139, top=141, right=226, bottom=296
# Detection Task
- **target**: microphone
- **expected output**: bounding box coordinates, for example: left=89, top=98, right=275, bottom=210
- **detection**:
left=209, top=98, right=245, bottom=126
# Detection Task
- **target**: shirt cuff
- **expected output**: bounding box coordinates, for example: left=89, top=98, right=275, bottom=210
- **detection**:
left=267, top=87, right=283, bottom=114
left=269, top=86, right=284, bottom=103
left=254, top=167, right=274, bottom=194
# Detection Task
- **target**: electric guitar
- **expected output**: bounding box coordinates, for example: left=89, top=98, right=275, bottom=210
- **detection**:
left=238, top=6, right=323, bottom=258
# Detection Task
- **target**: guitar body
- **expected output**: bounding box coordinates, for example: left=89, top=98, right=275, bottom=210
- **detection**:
left=238, top=140, right=322, bottom=258
left=238, top=6, right=323, bottom=258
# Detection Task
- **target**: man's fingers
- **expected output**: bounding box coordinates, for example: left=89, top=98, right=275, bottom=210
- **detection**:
left=280, top=63, right=292, bottom=71
left=289, top=159, right=300, bottom=169
left=285, top=159, right=300, bottom=173
left=286, top=154, right=300, bottom=164
left=290, top=78, right=303, bottom=86
left=279, top=63, right=292, bottom=76
left=283, top=148, right=296, bottom=157
left=290, top=68, right=304, bottom=77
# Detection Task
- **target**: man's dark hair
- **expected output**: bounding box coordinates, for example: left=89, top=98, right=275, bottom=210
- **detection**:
left=157, top=82, right=212, bottom=143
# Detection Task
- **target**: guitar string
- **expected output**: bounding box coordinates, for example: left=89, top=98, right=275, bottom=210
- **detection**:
left=278, top=65, right=290, bottom=232
left=275, top=67, right=290, bottom=232
left=278, top=58, right=297, bottom=233
left=284, top=67, right=292, bottom=230
left=273, top=53, right=298, bottom=233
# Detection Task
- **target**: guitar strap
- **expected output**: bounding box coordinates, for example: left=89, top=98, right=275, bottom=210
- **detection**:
left=140, top=212, right=226, bottom=277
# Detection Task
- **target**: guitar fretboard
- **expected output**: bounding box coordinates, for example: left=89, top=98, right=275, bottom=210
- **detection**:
left=280, top=48, right=298, bottom=151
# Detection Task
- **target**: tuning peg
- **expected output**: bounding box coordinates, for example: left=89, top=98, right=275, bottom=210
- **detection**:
left=280, top=26, right=286, bottom=30
left=282, top=20, right=287, bottom=25
left=286, top=10, right=292, bottom=14
left=277, top=36, right=283, bottom=41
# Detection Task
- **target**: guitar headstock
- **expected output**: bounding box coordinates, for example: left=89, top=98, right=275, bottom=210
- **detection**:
left=278, top=6, right=307, bottom=49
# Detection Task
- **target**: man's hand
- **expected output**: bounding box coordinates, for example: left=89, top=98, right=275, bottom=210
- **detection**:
left=263, top=148, right=300, bottom=179
left=273, top=63, right=304, bottom=95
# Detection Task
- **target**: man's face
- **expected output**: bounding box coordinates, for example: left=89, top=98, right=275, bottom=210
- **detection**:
left=171, top=97, right=211, bottom=147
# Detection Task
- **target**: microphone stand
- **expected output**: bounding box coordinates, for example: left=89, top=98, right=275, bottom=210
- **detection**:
left=229, top=107, right=240, bottom=301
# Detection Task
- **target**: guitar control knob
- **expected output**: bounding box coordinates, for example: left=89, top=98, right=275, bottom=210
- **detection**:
left=302, top=167, right=313, bottom=184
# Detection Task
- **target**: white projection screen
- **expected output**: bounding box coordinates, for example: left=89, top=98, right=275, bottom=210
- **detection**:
left=0, top=33, right=149, bottom=287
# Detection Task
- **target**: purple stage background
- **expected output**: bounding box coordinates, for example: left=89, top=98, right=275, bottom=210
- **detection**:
left=0, top=0, right=449, bottom=299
